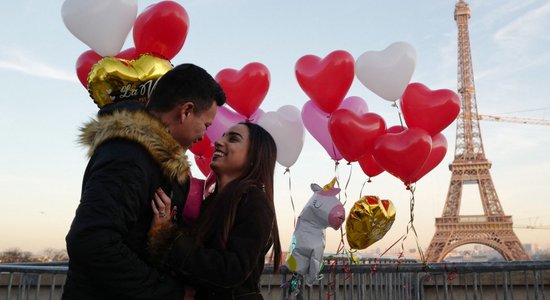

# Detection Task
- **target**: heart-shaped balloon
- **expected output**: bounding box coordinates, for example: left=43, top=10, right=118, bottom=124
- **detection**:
left=206, top=106, right=264, bottom=143
left=295, top=50, right=355, bottom=113
left=215, top=62, right=270, bottom=118
left=358, top=154, right=384, bottom=179
left=386, top=125, right=406, bottom=134
left=301, top=97, right=369, bottom=161
left=258, top=105, right=305, bottom=168
left=191, top=136, right=214, bottom=178
left=87, top=54, right=173, bottom=108
left=372, top=128, right=432, bottom=186
left=328, top=111, right=387, bottom=162
left=409, top=133, right=447, bottom=183
left=346, top=195, right=396, bottom=250
left=194, top=152, right=213, bottom=177
left=62, top=0, right=137, bottom=56
left=116, top=47, right=139, bottom=60
left=75, top=50, right=102, bottom=88
left=133, top=1, right=189, bottom=60
left=355, top=41, right=416, bottom=101
left=400, top=82, right=460, bottom=136
left=189, top=135, right=213, bottom=158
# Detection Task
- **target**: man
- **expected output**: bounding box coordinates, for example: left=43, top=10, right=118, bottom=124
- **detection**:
left=63, top=64, right=225, bottom=299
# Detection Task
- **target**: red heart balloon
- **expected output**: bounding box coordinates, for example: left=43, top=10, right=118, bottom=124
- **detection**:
left=133, top=1, right=189, bottom=60
left=194, top=152, right=213, bottom=177
left=372, top=128, right=432, bottom=186
left=386, top=125, right=406, bottom=134
left=215, top=62, right=270, bottom=118
left=400, top=82, right=460, bottom=136
left=358, top=154, right=384, bottom=178
left=190, top=135, right=213, bottom=157
left=116, top=47, right=138, bottom=60
left=328, top=110, right=386, bottom=162
left=409, top=133, right=447, bottom=183
left=295, top=50, right=355, bottom=113
left=75, top=50, right=102, bottom=88
left=190, top=136, right=213, bottom=177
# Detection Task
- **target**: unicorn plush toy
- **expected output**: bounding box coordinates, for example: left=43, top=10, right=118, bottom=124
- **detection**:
left=285, top=178, right=345, bottom=286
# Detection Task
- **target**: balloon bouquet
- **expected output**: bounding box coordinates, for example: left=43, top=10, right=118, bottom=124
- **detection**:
left=294, top=42, right=461, bottom=269
left=62, top=0, right=189, bottom=108
left=62, top=0, right=462, bottom=274
left=62, top=0, right=218, bottom=223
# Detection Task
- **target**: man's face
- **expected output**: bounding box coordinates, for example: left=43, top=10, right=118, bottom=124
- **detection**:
left=174, top=102, right=217, bottom=150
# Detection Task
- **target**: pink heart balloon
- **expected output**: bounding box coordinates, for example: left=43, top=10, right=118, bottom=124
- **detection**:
left=301, top=97, right=369, bottom=161
left=206, top=106, right=264, bottom=143
left=372, top=128, right=432, bottom=186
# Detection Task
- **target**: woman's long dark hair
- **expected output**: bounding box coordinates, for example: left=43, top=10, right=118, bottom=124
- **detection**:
left=191, top=122, right=282, bottom=272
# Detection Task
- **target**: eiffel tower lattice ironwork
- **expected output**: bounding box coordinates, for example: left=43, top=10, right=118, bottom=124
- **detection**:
left=424, top=0, right=529, bottom=262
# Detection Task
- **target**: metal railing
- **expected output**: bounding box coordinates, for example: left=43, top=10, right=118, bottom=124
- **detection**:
left=2, top=260, right=550, bottom=299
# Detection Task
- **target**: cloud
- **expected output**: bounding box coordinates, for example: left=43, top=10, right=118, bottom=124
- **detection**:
left=494, top=2, right=550, bottom=50
left=0, top=47, right=76, bottom=82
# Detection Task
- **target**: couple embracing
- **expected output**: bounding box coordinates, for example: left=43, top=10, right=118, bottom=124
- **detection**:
left=63, top=64, right=281, bottom=299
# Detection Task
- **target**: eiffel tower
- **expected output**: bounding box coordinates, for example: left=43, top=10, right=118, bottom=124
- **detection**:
left=424, top=0, right=530, bottom=262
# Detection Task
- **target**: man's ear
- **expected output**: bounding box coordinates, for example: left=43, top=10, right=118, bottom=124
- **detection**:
left=179, top=102, right=194, bottom=118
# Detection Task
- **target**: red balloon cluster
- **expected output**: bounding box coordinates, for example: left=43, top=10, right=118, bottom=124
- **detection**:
left=369, top=83, right=459, bottom=186
left=75, top=1, right=189, bottom=88
left=293, top=51, right=460, bottom=187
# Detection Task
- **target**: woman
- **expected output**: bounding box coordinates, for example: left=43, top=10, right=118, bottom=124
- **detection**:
left=149, top=122, right=282, bottom=299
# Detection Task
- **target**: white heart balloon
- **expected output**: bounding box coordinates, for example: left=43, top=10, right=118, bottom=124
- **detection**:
left=62, top=0, right=138, bottom=56
left=258, top=105, right=305, bottom=168
left=355, top=41, right=416, bottom=102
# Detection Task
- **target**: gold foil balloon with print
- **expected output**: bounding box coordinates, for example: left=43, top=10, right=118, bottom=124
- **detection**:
left=87, top=54, right=173, bottom=108
left=346, top=195, right=396, bottom=250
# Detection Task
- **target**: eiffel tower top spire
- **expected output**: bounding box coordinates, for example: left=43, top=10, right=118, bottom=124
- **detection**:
left=454, top=0, right=486, bottom=161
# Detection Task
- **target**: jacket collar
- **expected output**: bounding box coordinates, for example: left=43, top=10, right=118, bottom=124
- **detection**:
left=78, top=109, right=190, bottom=184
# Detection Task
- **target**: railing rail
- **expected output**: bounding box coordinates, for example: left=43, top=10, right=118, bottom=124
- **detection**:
left=2, top=260, right=550, bottom=299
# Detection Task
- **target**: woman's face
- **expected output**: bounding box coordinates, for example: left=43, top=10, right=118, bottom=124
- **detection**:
left=210, top=124, right=250, bottom=179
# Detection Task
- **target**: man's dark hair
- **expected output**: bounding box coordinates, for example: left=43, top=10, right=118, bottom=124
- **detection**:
left=147, top=63, right=226, bottom=113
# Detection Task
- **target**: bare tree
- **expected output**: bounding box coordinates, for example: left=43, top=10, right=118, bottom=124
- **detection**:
left=0, top=248, right=34, bottom=262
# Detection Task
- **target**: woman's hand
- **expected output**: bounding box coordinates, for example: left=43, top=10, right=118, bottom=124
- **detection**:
left=151, top=187, right=174, bottom=228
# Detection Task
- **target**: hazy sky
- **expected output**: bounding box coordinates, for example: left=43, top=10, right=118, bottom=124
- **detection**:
left=1, top=0, right=549, bottom=259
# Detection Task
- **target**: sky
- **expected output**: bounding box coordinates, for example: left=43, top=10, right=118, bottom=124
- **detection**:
left=1, top=0, right=549, bottom=259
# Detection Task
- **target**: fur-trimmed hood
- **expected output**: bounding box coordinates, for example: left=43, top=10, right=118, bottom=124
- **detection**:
left=79, top=109, right=190, bottom=184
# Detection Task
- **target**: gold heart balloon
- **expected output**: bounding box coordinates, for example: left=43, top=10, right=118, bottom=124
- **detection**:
left=87, top=54, right=173, bottom=108
left=346, top=195, right=396, bottom=250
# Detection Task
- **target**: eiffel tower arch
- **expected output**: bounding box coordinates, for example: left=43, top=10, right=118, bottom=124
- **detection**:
left=424, top=0, right=529, bottom=262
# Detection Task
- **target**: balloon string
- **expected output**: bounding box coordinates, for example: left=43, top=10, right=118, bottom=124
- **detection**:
left=377, top=184, right=425, bottom=264
left=359, top=179, right=367, bottom=199
left=334, top=160, right=341, bottom=202
left=342, top=162, right=353, bottom=206
left=284, top=167, right=297, bottom=228
left=392, top=101, right=405, bottom=127
left=407, top=184, right=426, bottom=263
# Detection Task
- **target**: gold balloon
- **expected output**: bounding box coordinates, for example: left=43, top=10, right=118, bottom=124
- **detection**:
left=346, top=195, right=396, bottom=250
left=87, top=54, right=173, bottom=108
